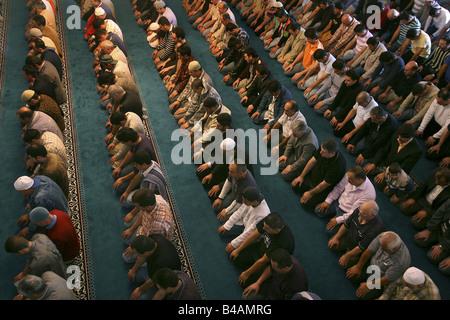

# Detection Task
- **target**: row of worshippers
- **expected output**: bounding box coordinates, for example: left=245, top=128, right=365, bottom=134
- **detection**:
left=5, top=0, right=81, bottom=300
left=74, top=0, right=204, bottom=300
left=180, top=0, right=448, bottom=299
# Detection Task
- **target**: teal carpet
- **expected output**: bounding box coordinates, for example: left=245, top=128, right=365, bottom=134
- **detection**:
left=0, top=0, right=448, bottom=300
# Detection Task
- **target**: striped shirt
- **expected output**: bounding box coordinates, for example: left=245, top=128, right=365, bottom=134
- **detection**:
left=40, top=131, right=68, bottom=168
left=423, top=46, right=450, bottom=73
left=411, top=0, right=426, bottom=16
left=397, top=17, right=421, bottom=46
left=105, top=19, right=123, bottom=41
left=354, top=30, right=373, bottom=54
left=137, top=195, right=174, bottom=241
left=329, top=17, right=359, bottom=51
left=157, top=25, right=176, bottom=61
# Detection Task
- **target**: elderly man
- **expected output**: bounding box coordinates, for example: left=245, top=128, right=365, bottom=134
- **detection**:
left=332, top=91, right=378, bottom=141
left=107, top=84, right=143, bottom=119
left=14, top=272, right=77, bottom=300
left=379, top=61, right=423, bottom=113
left=291, top=137, right=347, bottom=210
left=14, top=175, right=70, bottom=228
left=176, top=80, right=222, bottom=128
left=264, top=100, right=307, bottom=155
left=315, top=165, right=376, bottom=236
left=213, top=162, right=257, bottom=220
left=169, top=61, right=213, bottom=114
left=378, top=267, right=441, bottom=300
left=98, top=40, right=127, bottom=65
left=218, top=186, right=271, bottom=254
left=21, top=90, right=64, bottom=134
left=17, top=107, right=64, bottom=143
left=327, top=200, right=385, bottom=269
left=277, top=120, right=319, bottom=182
left=324, top=14, right=359, bottom=56
left=346, top=231, right=411, bottom=300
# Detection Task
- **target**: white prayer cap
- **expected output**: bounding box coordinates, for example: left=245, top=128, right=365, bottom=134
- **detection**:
left=403, top=267, right=426, bottom=286
left=220, top=138, right=236, bottom=151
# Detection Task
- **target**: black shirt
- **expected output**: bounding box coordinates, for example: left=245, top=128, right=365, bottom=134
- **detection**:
left=146, top=234, right=181, bottom=278
left=343, top=208, right=385, bottom=251
left=310, top=149, right=347, bottom=189
left=256, top=218, right=295, bottom=259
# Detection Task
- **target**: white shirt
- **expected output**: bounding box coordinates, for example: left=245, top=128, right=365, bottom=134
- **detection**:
left=325, top=175, right=377, bottom=224
left=418, top=99, right=450, bottom=138
left=277, top=111, right=307, bottom=138
left=352, top=98, right=378, bottom=127
left=223, top=199, right=271, bottom=248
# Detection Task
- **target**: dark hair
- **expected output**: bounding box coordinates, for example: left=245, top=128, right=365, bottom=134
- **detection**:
left=109, top=111, right=127, bottom=125
left=313, top=49, right=327, bottom=60
left=25, top=54, right=42, bottom=66
left=116, top=127, right=139, bottom=143
left=399, top=11, right=413, bottom=21
left=217, top=113, right=232, bottom=127
left=31, top=14, right=46, bottom=26
left=97, top=70, right=116, bottom=86
left=92, top=18, right=105, bottom=30
left=173, top=26, right=185, bottom=40
left=345, top=69, right=359, bottom=81
left=321, top=137, right=338, bottom=153
left=191, top=78, right=204, bottom=90
left=270, top=248, right=293, bottom=269
left=334, top=2, right=344, bottom=9
left=370, top=106, right=386, bottom=118
left=267, top=80, right=281, bottom=93
left=177, top=43, right=191, bottom=57
left=430, top=6, right=441, bottom=16
left=348, top=165, right=366, bottom=180
left=264, top=212, right=285, bottom=230
left=436, top=167, right=450, bottom=183
left=288, top=22, right=301, bottom=32
left=411, top=83, right=427, bottom=95
left=438, top=89, right=450, bottom=100
left=304, top=27, right=318, bottom=39
left=26, top=143, right=47, bottom=158
left=158, top=16, right=170, bottom=26
left=244, top=47, right=258, bottom=58
left=354, top=24, right=366, bottom=33
left=397, top=123, right=414, bottom=139
left=4, top=235, right=29, bottom=253
left=406, top=28, right=420, bottom=39
left=22, top=64, right=39, bottom=78
left=23, top=129, right=42, bottom=143
left=152, top=268, right=179, bottom=289
left=133, top=150, right=153, bottom=165
left=130, top=235, right=156, bottom=254
left=32, top=38, right=46, bottom=50
left=203, top=97, right=219, bottom=109
left=255, top=63, right=269, bottom=75
left=227, top=36, right=240, bottom=49
left=226, top=22, right=239, bottom=32
left=366, top=36, right=379, bottom=46
left=388, top=162, right=402, bottom=175
left=379, top=51, right=395, bottom=63
left=131, top=188, right=156, bottom=207
left=332, top=59, right=346, bottom=70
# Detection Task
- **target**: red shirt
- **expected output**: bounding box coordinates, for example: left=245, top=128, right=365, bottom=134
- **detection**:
left=44, top=209, right=80, bottom=262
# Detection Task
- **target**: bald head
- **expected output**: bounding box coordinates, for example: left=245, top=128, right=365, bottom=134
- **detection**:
left=387, top=9, right=399, bottom=19
left=380, top=231, right=402, bottom=253
left=404, top=61, right=418, bottom=77
left=356, top=91, right=371, bottom=105
left=360, top=200, right=379, bottom=218
left=341, top=14, right=352, bottom=25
